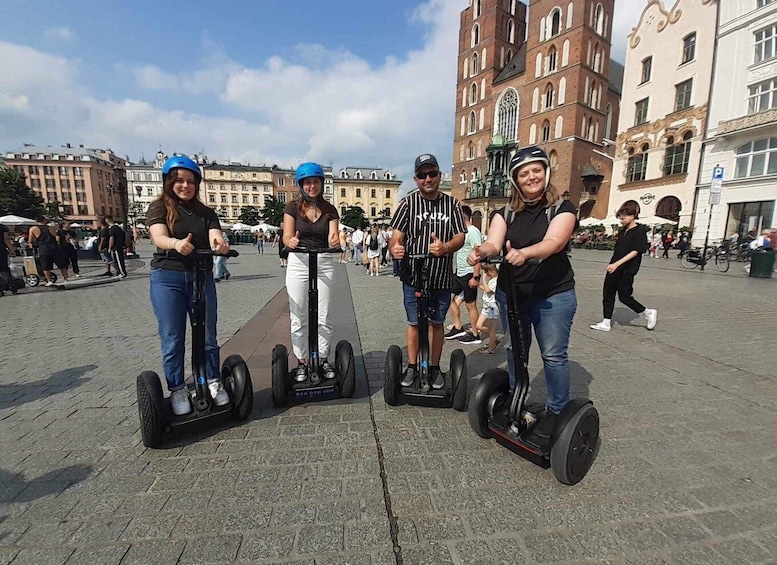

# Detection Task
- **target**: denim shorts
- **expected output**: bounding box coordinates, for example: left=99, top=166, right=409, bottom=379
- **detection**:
left=481, top=303, right=499, bottom=320
left=100, top=251, right=112, bottom=263
left=403, top=284, right=451, bottom=326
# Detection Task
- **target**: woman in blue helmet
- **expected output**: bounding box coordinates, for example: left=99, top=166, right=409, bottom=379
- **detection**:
left=283, top=162, right=341, bottom=382
left=146, top=155, right=230, bottom=416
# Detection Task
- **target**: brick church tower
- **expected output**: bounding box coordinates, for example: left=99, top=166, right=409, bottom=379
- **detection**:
left=451, top=0, right=621, bottom=229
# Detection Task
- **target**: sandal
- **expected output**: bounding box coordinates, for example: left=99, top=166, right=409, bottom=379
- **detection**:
left=479, top=346, right=495, bottom=354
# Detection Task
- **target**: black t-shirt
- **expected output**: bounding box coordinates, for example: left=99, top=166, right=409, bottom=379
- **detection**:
left=99, top=227, right=110, bottom=251
left=33, top=224, right=57, bottom=256
left=496, top=200, right=577, bottom=301
left=0, top=224, right=7, bottom=261
left=147, top=200, right=221, bottom=271
left=390, top=191, right=466, bottom=290
left=108, top=225, right=126, bottom=250
left=283, top=199, right=339, bottom=249
left=56, top=229, right=74, bottom=250
left=610, top=224, right=650, bottom=275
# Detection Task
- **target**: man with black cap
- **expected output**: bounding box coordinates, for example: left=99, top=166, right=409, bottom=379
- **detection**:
left=389, top=154, right=466, bottom=390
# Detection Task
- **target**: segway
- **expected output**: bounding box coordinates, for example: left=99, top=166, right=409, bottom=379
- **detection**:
left=271, top=247, right=356, bottom=406
left=383, top=254, right=468, bottom=411
left=137, top=249, right=254, bottom=448
left=468, top=256, right=599, bottom=485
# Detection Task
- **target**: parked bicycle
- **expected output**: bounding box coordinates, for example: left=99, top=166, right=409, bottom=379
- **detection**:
left=681, top=243, right=729, bottom=272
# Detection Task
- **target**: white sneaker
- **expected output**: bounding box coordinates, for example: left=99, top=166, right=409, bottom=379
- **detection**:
left=44, top=281, right=54, bottom=287
left=589, top=321, right=611, bottom=332
left=171, top=389, right=192, bottom=415
left=644, top=309, right=657, bottom=330
left=207, top=379, right=230, bottom=406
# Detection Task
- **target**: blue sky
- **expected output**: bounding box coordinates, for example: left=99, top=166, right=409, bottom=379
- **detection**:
left=0, top=0, right=638, bottom=191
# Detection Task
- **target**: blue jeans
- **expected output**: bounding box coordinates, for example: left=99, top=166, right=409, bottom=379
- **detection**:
left=403, top=284, right=452, bottom=326
left=150, top=268, right=220, bottom=391
left=256, top=240, right=264, bottom=254
left=213, top=256, right=230, bottom=280
left=496, top=288, right=576, bottom=414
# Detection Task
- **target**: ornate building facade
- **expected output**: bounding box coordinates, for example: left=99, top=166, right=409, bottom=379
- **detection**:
left=201, top=163, right=275, bottom=222
left=452, top=0, right=622, bottom=230
left=608, top=0, right=717, bottom=227
left=332, top=167, right=400, bottom=223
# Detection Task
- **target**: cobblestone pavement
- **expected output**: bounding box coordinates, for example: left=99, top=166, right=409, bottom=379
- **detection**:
left=0, top=243, right=775, bottom=564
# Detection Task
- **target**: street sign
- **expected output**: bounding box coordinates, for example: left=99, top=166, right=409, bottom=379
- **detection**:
left=709, top=166, right=723, bottom=205
left=709, top=192, right=721, bottom=206
left=710, top=178, right=723, bottom=194
left=713, top=166, right=724, bottom=180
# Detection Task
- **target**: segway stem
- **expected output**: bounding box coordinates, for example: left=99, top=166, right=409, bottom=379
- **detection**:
left=410, top=254, right=434, bottom=390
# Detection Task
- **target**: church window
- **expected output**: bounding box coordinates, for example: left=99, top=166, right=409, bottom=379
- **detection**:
left=497, top=88, right=519, bottom=142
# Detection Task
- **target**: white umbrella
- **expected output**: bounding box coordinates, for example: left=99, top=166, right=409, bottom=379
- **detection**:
left=220, top=222, right=234, bottom=230
left=0, top=214, right=36, bottom=225
left=231, top=222, right=252, bottom=231
left=579, top=217, right=605, bottom=227
left=339, top=223, right=355, bottom=232
left=69, top=222, right=83, bottom=228
left=640, top=215, right=678, bottom=226
left=252, top=223, right=278, bottom=232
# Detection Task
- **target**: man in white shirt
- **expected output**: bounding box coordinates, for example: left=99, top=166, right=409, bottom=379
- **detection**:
left=351, top=227, right=364, bottom=265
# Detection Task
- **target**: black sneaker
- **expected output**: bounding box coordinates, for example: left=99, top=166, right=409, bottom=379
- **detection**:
left=321, top=361, right=336, bottom=380
left=458, top=333, right=482, bottom=345
left=444, top=327, right=467, bottom=340
left=294, top=364, right=308, bottom=383
left=431, top=368, right=446, bottom=390
left=400, top=366, right=417, bottom=387
left=532, top=409, right=558, bottom=438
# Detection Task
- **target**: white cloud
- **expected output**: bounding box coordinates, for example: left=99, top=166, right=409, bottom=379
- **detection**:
left=43, top=27, right=75, bottom=43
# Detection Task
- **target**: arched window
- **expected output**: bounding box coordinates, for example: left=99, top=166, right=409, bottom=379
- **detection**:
left=471, top=52, right=479, bottom=76
left=655, top=196, right=682, bottom=222
left=497, top=88, right=519, bottom=142
left=508, top=19, right=515, bottom=44
left=626, top=144, right=648, bottom=182
left=590, top=80, right=598, bottom=109
left=468, top=142, right=475, bottom=160
left=663, top=132, right=692, bottom=176
left=354, top=170, right=362, bottom=180
left=547, top=45, right=558, bottom=73
left=605, top=103, right=613, bottom=140
left=509, top=0, right=516, bottom=15
left=558, top=77, right=567, bottom=104
left=472, top=24, right=480, bottom=47
left=587, top=117, right=595, bottom=141
left=532, top=87, right=540, bottom=112
left=544, top=83, right=555, bottom=110
left=469, top=111, right=477, bottom=133
left=529, top=123, right=537, bottom=144
left=477, top=139, right=483, bottom=157
left=474, top=0, right=482, bottom=18
left=550, top=9, right=562, bottom=37
left=460, top=169, right=466, bottom=183
left=593, top=44, right=601, bottom=73
left=555, top=115, right=564, bottom=139
left=470, top=83, right=478, bottom=105
left=463, top=57, right=469, bottom=79
left=460, top=144, right=466, bottom=162
left=594, top=3, right=604, bottom=35
left=542, top=120, right=551, bottom=142
left=549, top=150, right=558, bottom=169
left=370, top=171, right=378, bottom=180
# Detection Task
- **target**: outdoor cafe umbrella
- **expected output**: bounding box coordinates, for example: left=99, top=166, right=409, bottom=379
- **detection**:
left=639, top=215, right=678, bottom=226
left=0, top=214, right=36, bottom=225
left=579, top=217, right=605, bottom=228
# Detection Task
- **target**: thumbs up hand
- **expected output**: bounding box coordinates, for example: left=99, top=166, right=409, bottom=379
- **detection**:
left=288, top=231, right=300, bottom=249
left=504, top=240, right=526, bottom=266
left=429, top=233, right=447, bottom=257
left=467, top=244, right=484, bottom=266
left=177, top=233, right=196, bottom=256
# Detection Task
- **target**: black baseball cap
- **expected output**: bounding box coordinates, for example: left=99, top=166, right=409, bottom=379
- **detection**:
left=414, top=154, right=439, bottom=173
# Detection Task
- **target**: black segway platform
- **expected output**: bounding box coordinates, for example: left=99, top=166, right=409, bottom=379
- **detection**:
left=272, top=247, right=356, bottom=406
left=383, top=255, right=468, bottom=411
left=137, top=249, right=254, bottom=448
left=468, top=257, right=599, bottom=485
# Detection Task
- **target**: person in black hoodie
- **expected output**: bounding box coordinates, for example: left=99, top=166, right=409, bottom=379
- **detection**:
left=590, top=200, right=657, bottom=332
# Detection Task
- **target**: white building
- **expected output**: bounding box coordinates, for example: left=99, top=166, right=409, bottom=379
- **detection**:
left=694, top=0, right=777, bottom=244
left=608, top=0, right=717, bottom=228
left=126, top=150, right=166, bottom=217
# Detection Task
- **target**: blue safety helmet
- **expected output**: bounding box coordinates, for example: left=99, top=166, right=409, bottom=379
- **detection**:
left=162, top=155, right=201, bottom=184
left=295, top=162, right=325, bottom=187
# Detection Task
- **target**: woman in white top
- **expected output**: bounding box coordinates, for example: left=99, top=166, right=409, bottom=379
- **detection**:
left=365, top=225, right=381, bottom=276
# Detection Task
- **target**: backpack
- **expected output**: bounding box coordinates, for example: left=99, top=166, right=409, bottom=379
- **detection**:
left=369, top=235, right=379, bottom=251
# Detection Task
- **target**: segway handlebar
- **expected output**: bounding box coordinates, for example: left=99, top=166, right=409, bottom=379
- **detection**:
left=484, top=255, right=542, bottom=265
left=194, top=249, right=240, bottom=258
left=289, top=247, right=342, bottom=254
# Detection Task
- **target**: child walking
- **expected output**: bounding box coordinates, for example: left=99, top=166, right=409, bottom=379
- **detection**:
left=476, top=263, right=500, bottom=354
left=590, top=200, right=657, bottom=332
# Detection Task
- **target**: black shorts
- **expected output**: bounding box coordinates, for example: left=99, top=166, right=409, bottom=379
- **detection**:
left=39, top=253, right=68, bottom=271
left=450, top=273, right=477, bottom=303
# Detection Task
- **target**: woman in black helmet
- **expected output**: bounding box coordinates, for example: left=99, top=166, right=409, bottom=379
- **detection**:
left=467, top=146, right=578, bottom=439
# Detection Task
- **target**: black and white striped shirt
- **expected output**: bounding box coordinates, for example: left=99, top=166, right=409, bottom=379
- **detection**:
left=391, top=190, right=466, bottom=289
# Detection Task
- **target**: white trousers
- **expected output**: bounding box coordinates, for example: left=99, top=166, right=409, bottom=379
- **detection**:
left=285, top=253, right=336, bottom=361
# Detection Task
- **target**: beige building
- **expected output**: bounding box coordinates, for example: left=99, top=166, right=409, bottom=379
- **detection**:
left=272, top=166, right=335, bottom=207
left=201, top=163, right=275, bottom=222
left=608, top=0, right=718, bottom=227
left=333, top=167, right=400, bottom=223
left=3, top=144, right=128, bottom=227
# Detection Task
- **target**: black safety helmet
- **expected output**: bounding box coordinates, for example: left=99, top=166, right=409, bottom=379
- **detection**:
left=508, top=146, right=551, bottom=193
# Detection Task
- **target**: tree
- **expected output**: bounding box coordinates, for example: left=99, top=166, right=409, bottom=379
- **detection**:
left=0, top=167, right=44, bottom=218
left=259, top=196, right=285, bottom=227
left=238, top=206, right=261, bottom=225
left=341, top=206, right=369, bottom=229
left=44, top=201, right=66, bottom=223
left=377, top=207, right=392, bottom=223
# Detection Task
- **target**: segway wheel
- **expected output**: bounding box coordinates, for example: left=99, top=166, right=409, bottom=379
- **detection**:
left=383, top=345, right=402, bottom=406
left=550, top=404, right=600, bottom=485
left=137, top=371, right=166, bottom=448
left=449, top=348, right=468, bottom=412
left=271, top=344, right=289, bottom=406
left=222, top=355, right=254, bottom=421
left=335, top=340, right=356, bottom=398
left=468, top=368, right=510, bottom=438
left=50, top=272, right=57, bottom=284
left=26, top=274, right=39, bottom=287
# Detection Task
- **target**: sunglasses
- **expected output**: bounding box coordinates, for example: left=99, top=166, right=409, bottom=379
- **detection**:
left=416, top=170, right=440, bottom=180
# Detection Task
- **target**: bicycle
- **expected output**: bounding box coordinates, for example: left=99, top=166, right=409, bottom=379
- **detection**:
left=681, top=243, right=729, bottom=272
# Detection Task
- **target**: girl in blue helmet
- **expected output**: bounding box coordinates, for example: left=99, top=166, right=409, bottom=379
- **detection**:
left=283, top=162, right=341, bottom=382
left=146, top=155, right=231, bottom=416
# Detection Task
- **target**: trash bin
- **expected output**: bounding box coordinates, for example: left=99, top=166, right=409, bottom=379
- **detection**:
left=749, top=248, right=775, bottom=278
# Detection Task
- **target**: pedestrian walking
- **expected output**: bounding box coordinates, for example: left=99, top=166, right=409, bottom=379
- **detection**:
left=467, top=145, right=578, bottom=438
left=107, top=217, right=127, bottom=278
left=390, top=153, right=466, bottom=391
left=256, top=229, right=264, bottom=255
left=57, top=221, right=80, bottom=278
left=338, top=228, right=347, bottom=263
left=365, top=225, right=381, bottom=276
left=590, top=200, right=657, bottom=333
left=29, top=216, right=69, bottom=285
left=282, top=162, right=341, bottom=382
left=351, top=226, right=364, bottom=265
left=97, top=218, right=115, bottom=276
left=445, top=205, right=483, bottom=345
left=661, top=230, right=674, bottom=259
left=214, top=230, right=232, bottom=281
left=475, top=263, right=500, bottom=354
